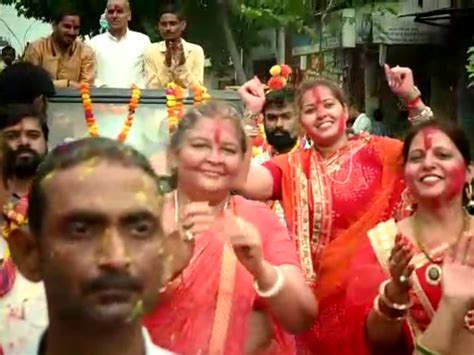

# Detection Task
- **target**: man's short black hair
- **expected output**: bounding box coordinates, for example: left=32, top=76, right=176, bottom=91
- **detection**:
left=28, top=137, right=163, bottom=237
left=0, top=62, right=55, bottom=105
left=52, top=9, right=81, bottom=24
left=0, top=104, right=49, bottom=141
left=159, top=3, right=185, bottom=21
left=262, top=88, right=296, bottom=114
left=1, top=45, right=15, bottom=55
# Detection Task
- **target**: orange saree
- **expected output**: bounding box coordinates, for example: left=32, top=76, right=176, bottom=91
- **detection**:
left=265, top=134, right=408, bottom=353
left=144, top=196, right=300, bottom=354
left=345, top=219, right=474, bottom=354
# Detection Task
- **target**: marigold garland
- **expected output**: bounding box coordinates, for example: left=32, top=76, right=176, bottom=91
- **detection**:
left=80, top=83, right=141, bottom=143
left=1, top=196, right=29, bottom=261
left=165, top=83, right=185, bottom=134
left=191, top=84, right=211, bottom=106
left=166, top=83, right=211, bottom=134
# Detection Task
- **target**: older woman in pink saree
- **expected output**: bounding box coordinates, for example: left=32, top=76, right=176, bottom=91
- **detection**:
left=345, top=120, right=474, bottom=355
left=144, top=101, right=317, bottom=354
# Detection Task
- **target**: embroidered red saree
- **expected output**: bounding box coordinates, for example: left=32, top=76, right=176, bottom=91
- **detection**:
left=264, top=135, right=407, bottom=353
left=345, top=219, right=474, bottom=354
left=144, top=196, right=300, bottom=354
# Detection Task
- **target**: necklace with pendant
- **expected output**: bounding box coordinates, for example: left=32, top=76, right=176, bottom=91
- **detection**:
left=411, top=210, right=471, bottom=286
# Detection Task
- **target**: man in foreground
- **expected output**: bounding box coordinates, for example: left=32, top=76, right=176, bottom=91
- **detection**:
left=7, top=137, right=187, bottom=354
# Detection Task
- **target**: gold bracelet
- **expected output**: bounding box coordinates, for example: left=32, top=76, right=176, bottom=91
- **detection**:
left=244, top=111, right=261, bottom=122
left=379, top=279, right=413, bottom=311
left=373, top=295, right=405, bottom=322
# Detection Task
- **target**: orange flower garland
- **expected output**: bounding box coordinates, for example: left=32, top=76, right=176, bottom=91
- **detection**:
left=165, top=83, right=185, bottom=134
left=192, top=84, right=211, bottom=106
left=1, top=196, right=29, bottom=261
left=80, top=83, right=141, bottom=143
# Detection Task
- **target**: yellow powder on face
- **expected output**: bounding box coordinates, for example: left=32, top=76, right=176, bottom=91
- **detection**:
left=78, top=157, right=100, bottom=181
left=41, top=171, right=55, bottom=187
left=126, top=299, right=144, bottom=322
left=134, top=191, right=147, bottom=204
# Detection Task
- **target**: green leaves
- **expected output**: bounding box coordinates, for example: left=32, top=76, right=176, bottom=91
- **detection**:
left=467, top=46, right=474, bottom=88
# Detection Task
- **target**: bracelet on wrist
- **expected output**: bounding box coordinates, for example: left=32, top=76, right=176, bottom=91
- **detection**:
left=379, top=279, right=413, bottom=311
left=402, top=86, right=421, bottom=102
left=373, top=295, right=406, bottom=322
left=254, top=265, right=285, bottom=298
left=406, top=96, right=422, bottom=110
left=245, top=111, right=261, bottom=122
left=408, top=106, right=434, bottom=124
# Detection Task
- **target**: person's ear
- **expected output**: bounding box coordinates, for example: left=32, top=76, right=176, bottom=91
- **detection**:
left=180, top=20, right=187, bottom=33
left=7, top=228, right=43, bottom=282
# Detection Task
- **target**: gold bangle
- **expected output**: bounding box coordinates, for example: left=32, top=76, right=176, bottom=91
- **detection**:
left=373, top=295, right=405, bottom=322
left=379, top=279, right=413, bottom=311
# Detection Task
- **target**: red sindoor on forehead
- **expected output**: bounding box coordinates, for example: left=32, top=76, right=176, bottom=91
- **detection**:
left=312, top=87, right=323, bottom=106
left=421, top=127, right=438, bottom=150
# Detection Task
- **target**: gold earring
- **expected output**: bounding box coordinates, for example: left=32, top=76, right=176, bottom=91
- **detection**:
left=465, top=183, right=474, bottom=210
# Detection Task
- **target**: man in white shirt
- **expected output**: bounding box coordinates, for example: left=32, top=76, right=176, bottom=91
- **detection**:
left=89, top=0, right=151, bottom=88
left=6, top=138, right=189, bottom=355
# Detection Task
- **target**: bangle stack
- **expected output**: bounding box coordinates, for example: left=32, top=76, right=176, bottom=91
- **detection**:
left=373, top=279, right=412, bottom=321
left=254, top=265, right=285, bottom=298
left=408, top=106, right=433, bottom=124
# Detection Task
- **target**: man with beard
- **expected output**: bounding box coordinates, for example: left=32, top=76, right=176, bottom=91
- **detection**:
left=1, top=105, right=48, bottom=197
left=24, top=9, right=95, bottom=89
left=0, top=104, right=49, bottom=354
left=6, top=137, right=188, bottom=354
left=252, top=88, right=304, bottom=165
left=247, top=87, right=304, bottom=225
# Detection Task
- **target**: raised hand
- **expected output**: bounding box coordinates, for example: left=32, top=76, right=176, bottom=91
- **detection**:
left=442, top=233, right=474, bottom=309
left=386, top=234, right=415, bottom=303
left=238, top=77, right=266, bottom=114
left=213, top=211, right=264, bottom=276
left=384, top=64, right=416, bottom=100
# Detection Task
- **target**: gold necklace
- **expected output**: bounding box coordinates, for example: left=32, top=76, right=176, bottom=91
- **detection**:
left=411, top=210, right=471, bottom=286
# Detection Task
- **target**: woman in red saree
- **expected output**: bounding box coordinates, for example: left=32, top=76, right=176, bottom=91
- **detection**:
left=144, top=101, right=317, bottom=354
left=236, top=66, right=434, bottom=353
left=345, top=120, right=474, bottom=355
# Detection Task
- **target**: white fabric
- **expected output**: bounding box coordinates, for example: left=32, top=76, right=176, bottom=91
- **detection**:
left=26, top=326, right=172, bottom=355
left=89, top=29, right=151, bottom=88
left=0, top=273, right=48, bottom=355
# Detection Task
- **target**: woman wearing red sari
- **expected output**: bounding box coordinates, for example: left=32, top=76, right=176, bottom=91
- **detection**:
left=236, top=66, right=433, bottom=353
left=144, top=101, right=317, bottom=354
left=346, top=120, right=474, bottom=354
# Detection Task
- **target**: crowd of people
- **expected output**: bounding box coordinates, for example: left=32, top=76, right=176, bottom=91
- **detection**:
left=0, top=1, right=473, bottom=355
left=4, top=0, right=204, bottom=90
